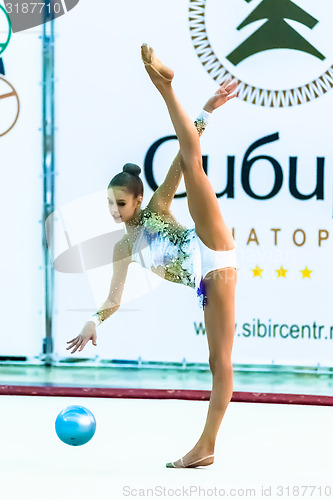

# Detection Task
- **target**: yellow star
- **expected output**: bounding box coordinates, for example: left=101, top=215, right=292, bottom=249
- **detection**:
left=301, top=266, right=312, bottom=278
left=276, top=266, right=288, bottom=278
left=252, top=265, right=263, bottom=277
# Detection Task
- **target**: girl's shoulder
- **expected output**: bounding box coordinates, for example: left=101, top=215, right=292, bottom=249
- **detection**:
left=142, top=206, right=186, bottom=231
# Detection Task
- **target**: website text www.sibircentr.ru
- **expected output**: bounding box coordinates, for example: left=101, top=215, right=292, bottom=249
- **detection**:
left=122, top=485, right=257, bottom=497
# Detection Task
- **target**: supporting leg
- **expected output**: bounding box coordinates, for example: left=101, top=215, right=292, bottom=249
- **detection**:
left=167, top=268, right=237, bottom=467
left=198, top=268, right=236, bottom=446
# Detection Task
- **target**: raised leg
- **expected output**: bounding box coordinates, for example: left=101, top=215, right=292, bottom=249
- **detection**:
left=141, top=44, right=235, bottom=251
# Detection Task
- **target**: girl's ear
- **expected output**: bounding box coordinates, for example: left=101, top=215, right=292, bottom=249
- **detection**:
left=137, top=196, right=143, bottom=206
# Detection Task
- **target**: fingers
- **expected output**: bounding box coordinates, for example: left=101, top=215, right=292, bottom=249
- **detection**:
left=227, top=83, right=239, bottom=94
left=219, top=78, right=232, bottom=89
left=66, top=335, right=79, bottom=345
left=66, top=337, right=79, bottom=349
left=66, top=335, right=83, bottom=354
left=66, top=335, right=97, bottom=353
left=226, top=90, right=238, bottom=99
left=70, top=343, right=81, bottom=354
left=214, top=79, right=239, bottom=105
left=225, top=81, right=239, bottom=94
left=67, top=340, right=82, bottom=354
left=218, top=78, right=239, bottom=95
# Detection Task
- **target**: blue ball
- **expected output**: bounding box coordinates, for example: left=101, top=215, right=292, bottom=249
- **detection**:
left=55, top=405, right=96, bottom=446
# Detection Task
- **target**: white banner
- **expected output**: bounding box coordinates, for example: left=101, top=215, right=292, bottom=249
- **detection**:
left=52, top=0, right=333, bottom=367
left=0, top=1, right=44, bottom=357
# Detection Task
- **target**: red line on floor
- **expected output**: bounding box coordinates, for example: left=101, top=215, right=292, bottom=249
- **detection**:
left=0, top=385, right=332, bottom=406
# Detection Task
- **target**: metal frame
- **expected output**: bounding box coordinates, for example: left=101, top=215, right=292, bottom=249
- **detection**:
left=0, top=357, right=332, bottom=376
left=41, top=8, right=55, bottom=367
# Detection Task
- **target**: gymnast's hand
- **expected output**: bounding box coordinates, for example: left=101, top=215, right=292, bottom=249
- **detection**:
left=203, top=79, right=239, bottom=113
left=66, top=322, right=97, bottom=354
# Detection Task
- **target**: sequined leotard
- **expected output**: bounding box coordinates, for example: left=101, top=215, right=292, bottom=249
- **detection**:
left=90, top=110, right=238, bottom=326
left=130, top=207, right=204, bottom=305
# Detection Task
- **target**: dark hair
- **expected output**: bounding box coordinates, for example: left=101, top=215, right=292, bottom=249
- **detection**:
left=108, top=163, right=143, bottom=198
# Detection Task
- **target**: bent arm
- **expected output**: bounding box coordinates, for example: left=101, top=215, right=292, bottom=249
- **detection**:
left=146, top=81, right=238, bottom=214
left=146, top=115, right=207, bottom=213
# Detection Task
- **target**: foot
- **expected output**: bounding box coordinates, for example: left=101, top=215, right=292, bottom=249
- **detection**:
left=166, top=446, right=215, bottom=468
left=141, top=43, right=174, bottom=86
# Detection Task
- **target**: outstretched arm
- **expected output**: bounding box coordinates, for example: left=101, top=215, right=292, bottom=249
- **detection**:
left=66, top=238, right=131, bottom=353
left=146, top=79, right=238, bottom=214
left=90, top=239, right=131, bottom=324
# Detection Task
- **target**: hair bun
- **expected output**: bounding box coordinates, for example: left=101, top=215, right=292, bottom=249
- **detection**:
left=123, top=163, right=141, bottom=177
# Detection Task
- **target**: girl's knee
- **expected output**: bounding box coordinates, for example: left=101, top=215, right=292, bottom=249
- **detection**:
left=208, top=354, right=233, bottom=375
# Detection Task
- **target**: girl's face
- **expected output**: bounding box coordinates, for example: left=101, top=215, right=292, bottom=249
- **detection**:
left=107, top=187, right=142, bottom=224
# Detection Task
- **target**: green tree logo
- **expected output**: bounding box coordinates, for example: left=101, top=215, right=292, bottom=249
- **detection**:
left=226, top=0, right=325, bottom=66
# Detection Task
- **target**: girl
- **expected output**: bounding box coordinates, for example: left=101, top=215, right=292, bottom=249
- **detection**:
left=67, top=44, right=238, bottom=468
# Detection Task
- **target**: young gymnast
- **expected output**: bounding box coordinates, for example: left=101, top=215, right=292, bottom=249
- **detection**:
left=67, top=44, right=238, bottom=468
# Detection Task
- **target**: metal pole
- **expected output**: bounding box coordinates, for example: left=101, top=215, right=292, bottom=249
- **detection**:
left=41, top=4, right=55, bottom=366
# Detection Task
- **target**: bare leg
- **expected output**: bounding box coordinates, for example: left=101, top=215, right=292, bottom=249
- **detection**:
left=142, top=45, right=237, bottom=467
left=166, top=267, right=237, bottom=468
left=141, top=44, right=235, bottom=251
left=199, top=268, right=236, bottom=446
